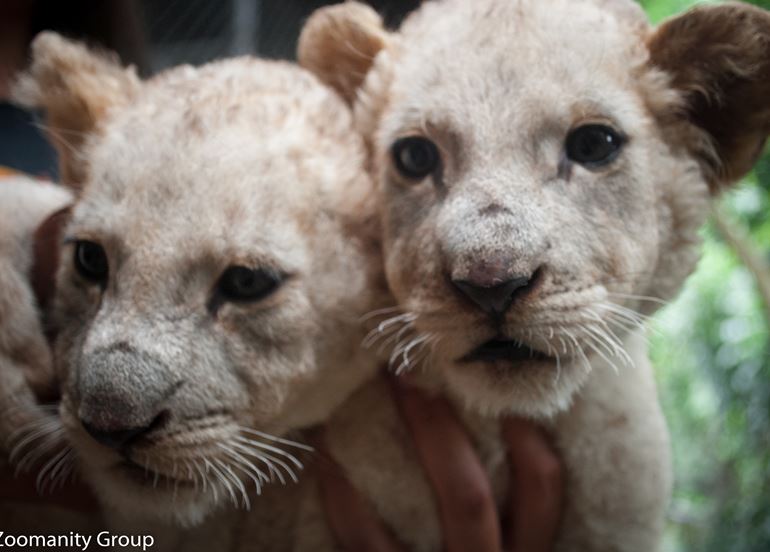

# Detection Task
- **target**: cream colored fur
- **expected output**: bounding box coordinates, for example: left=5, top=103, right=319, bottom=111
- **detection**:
left=297, top=0, right=770, bottom=550
left=11, top=1, right=770, bottom=548
left=0, top=175, right=101, bottom=538
left=17, top=33, right=387, bottom=540
left=0, top=175, right=71, bottom=471
left=294, top=332, right=668, bottom=552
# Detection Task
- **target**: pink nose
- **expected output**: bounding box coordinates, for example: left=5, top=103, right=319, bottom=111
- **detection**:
left=452, top=274, right=534, bottom=316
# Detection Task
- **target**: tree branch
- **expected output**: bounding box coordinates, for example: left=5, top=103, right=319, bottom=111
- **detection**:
left=711, top=205, right=770, bottom=326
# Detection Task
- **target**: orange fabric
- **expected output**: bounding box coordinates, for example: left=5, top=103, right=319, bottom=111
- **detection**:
left=0, top=166, right=21, bottom=179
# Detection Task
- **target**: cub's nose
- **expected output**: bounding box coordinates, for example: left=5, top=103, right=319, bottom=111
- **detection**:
left=77, top=344, right=179, bottom=451
left=452, top=266, right=542, bottom=317
left=81, top=420, right=156, bottom=450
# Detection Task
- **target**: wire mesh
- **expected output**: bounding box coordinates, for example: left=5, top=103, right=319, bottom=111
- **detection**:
left=137, top=0, right=421, bottom=73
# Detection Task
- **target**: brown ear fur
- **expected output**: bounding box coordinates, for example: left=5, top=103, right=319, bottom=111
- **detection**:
left=298, top=2, right=389, bottom=105
left=14, top=32, right=139, bottom=190
left=648, top=2, right=770, bottom=190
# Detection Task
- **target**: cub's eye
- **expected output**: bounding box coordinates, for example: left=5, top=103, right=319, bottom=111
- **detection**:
left=73, top=241, right=108, bottom=283
left=391, top=136, right=440, bottom=180
left=565, top=124, right=625, bottom=168
left=218, top=266, right=282, bottom=303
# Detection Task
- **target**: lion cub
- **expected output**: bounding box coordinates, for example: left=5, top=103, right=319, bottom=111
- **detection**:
left=18, top=33, right=386, bottom=542
left=299, top=0, right=770, bottom=550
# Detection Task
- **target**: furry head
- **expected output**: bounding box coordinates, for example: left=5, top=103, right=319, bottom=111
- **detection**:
left=18, top=32, right=383, bottom=525
left=299, top=0, right=770, bottom=417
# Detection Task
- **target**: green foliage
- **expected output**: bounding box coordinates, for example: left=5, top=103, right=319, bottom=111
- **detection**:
left=653, top=215, right=770, bottom=551
left=641, top=0, right=770, bottom=22
left=638, top=2, right=770, bottom=550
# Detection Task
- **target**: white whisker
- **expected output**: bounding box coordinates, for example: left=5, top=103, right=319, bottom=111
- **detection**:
left=378, top=321, right=415, bottom=355
left=233, top=436, right=304, bottom=477
left=220, top=443, right=269, bottom=491
left=193, top=459, right=209, bottom=495
left=205, top=459, right=232, bottom=506
left=46, top=447, right=75, bottom=490
left=8, top=419, right=62, bottom=464
left=557, top=335, right=569, bottom=356
left=602, top=302, right=651, bottom=326
left=217, top=458, right=251, bottom=510
left=393, top=334, right=431, bottom=375
left=582, top=322, right=630, bottom=367
left=51, top=450, right=77, bottom=491
left=359, top=306, right=404, bottom=323
left=184, top=459, right=199, bottom=493
left=13, top=427, right=65, bottom=474
left=607, top=291, right=667, bottom=306
left=232, top=441, right=297, bottom=484
left=362, top=313, right=417, bottom=349
left=583, top=333, right=620, bottom=375
left=35, top=447, right=69, bottom=494
left=237, top=427, right=313, bottom=452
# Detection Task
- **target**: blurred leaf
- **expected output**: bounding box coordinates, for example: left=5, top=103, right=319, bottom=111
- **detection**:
left=638, top=2, right=770, bottom=551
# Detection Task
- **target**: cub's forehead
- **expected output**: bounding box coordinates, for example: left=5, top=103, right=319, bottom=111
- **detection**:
left=386, top=0, right=652, bottom=139
left=71, top=143, right=312, bottom=273
left=71, top=58, right=362, bottom=262
left=399, top=0, right=648, bottom=55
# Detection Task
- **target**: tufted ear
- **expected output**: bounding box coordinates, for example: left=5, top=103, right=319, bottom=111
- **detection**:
left=298, top=2, right=391, bottom=105
left=648, top=2, right=770, bottom=191
left=14, top=32, right=140, bottom=191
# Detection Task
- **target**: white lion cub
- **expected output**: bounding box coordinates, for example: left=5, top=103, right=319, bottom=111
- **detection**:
left=17, top=32, right=386, bottom=543
left=298, top=0, right=770, bottom=550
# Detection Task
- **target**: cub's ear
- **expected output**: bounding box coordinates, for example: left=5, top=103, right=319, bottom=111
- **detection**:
left=648, top=2, right=770, bottom=191
left=298, top=2, right=391, bottom=105
left=14, top=32, right=140, bottom=190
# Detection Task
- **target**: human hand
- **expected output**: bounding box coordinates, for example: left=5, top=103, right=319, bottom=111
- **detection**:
left=315, top=376, right=564, bottom=551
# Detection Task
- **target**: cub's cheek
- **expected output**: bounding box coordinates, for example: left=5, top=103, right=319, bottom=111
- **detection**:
left=386, top=243, right=442, bottom=292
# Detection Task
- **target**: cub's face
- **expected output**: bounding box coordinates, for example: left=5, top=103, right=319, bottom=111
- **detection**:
left=22, top=35, right=378, bottom=525
left=300, top=0, right=770, bottom=416
left=374, top=0, right=696, bottom=417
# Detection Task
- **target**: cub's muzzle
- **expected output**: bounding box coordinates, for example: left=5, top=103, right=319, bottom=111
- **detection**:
left=77, top=344, right=180, bottom=451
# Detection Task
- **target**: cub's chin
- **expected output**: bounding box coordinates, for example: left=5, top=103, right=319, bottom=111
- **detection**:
left=443, top=338, right=591, bottom=419
left=65, top=420, right=225, bottom=527
left=79, top=453, right=221, bottom=527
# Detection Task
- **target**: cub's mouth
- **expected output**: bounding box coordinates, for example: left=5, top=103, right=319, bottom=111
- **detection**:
left=461, top=337, right=555, bottom=364
left=117, top=459, right=194, bottom=489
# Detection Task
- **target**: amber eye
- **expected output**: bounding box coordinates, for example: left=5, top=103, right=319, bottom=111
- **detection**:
left=565, top=125, right=625, bottom=168
left=73, top=241, right=108, bottom=283
left=391, top=136, right=441, bottom=180
left=218, top=266, right=283, bottom=303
